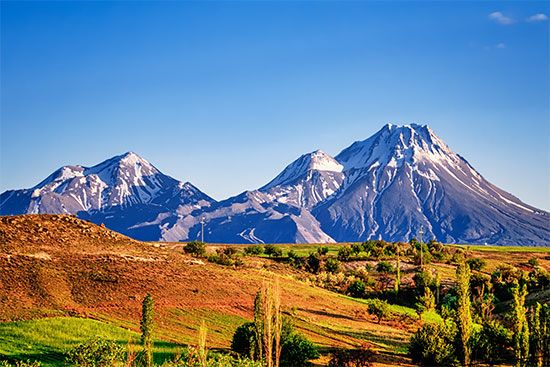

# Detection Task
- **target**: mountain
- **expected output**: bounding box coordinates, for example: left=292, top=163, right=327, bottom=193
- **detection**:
left=314, top=124, right=549, bottom=245
left=1, top=126, right=548, bottom=245
left=149, top=150, right=343, bottom=243
left=0, top=152, right=215, bottom=240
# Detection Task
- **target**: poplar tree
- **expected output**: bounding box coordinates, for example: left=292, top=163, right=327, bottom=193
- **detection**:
left=511, top=282, right=529, bottom=367
left=530, top=303, right=543, bottom=367
left=140, top=293, right=154, bottom=367
left=456, top=261, right=472, bottom=367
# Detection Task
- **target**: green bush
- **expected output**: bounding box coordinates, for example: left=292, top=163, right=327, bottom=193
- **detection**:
left=244, top=245, right=264, bottom=256
left=471, top=320, right=512, bottom=364
left=466, top=258, right=486, bottom=272
left=375, top=261, right=394, bottom=273
left=264, top=244, right=283, bottom=257
left=183, top=241, right=206, bottom=257
left=409, top=322, right=457, bottom=366
left=306, top=253, right=322, bottom=274
left=348, top=280, right=366, bottom=298
left=325, top=257, right=341, bottom=274
left=317, top=246, right=329, bottom=256
left=65, top=337, right=125, bottom=367
left=0, top=361, right=42, bottom=367
left=527, top=257, right=539, bottom=267
left=337, top=246, right=352, bottom=261
left=231, top=320, right=318, bottom=367
left=366, top=299, right=391, bottom=323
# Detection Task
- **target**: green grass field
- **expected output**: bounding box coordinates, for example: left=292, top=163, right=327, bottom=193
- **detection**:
left=0, top=317, right=183, bottom=367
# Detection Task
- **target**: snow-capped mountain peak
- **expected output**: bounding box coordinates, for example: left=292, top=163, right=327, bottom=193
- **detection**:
left=262, top=150, right=343, bottom=190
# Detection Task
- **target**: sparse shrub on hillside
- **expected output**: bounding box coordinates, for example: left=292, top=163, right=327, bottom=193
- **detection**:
left=65, top=337, right=125, bottom=367
left=528, top=258, right=540, bottom=267
left=328, top=346, right=374, bottom=367
left=264, top=244, right=283, bottom=257
left=366, top=299, right=391, bottom=324
left=351, top=243, right=363, bottom=256
left=317, top=246, right=329, bottom=256
left=325, top=257, right=341, bottom=274
left=184, top=241, right=206, bottom=257
left=527, top=267, right=550, bottom=291
left=375, top=261, right=394, bottom=274
left=348, top=279, right=366, bottom=298
left=409, top=321, right=457, bottom=366
left=305, top=253, right=322, bottom=274
left=244, top=245, right=264, bottom=256
left=337, top=246, right=352, bottom=261
left=208, top=247, right=243, bottom=266
left=467, top=258, right=486, bottom=272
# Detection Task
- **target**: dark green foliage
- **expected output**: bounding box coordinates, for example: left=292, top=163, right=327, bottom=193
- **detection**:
left=324, top=257, right=341, bottom=274
left=183, top=241, right=206, bottom=257
left=471, top=319, right=512, bottom=364
left=409, top=322, right=457, bottom=366
left=456, top=261, right=473, bottom=367
left=231, top=322, right=256, bottom=359
left=367, top=299, right=391, bottom=323
left=527, top=258, right=539, bottom=267
left=413, top=269, right=433, bottom=296
left=375, top=261, right=394, bottom=274
left=511, top=282, right=529, bottom=367
left=351, top=243, right=363, bottom=256
left=244, top=245, right=264, bottom=256
left=306, top=253, right=322, bottom=274
left=328, top=346, right=374, bottom=367
left=280, top=332, right=319, bottom=367
left=141, top=293, right=154, bottom=367
left=208, top=247, right=243, bottom=266
left=264, top=244, right=283, bottom=257
left=317, top=246, right=329, bottom=256
left=491, top=264, right=521, bottom=302
left=65, top=337, right=124, bottom=367
left=337, top=246, right=352, bottom=261
left=347, top=280, right=366, bottom=298
left=527, top=267, right=550, bottom=291
left=467, top=258, right=486, bottom=272
left=231, top=319, right=318, bottom=367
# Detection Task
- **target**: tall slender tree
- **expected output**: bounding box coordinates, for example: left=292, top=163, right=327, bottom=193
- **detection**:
left=253, top=279, right=283, bottom=367
left=512, top=282, right=529, bottom=367
left=394, top=247, right=401, bottom=294
left=198, top=321, right=208, bottom=367
left=529, top=303, right=543, bottom=367
left=456, top=261, right=472, bottom=367
left=140, top=293, right=154, bottom=367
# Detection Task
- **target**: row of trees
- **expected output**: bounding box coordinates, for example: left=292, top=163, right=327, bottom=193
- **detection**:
left=409, top=260, right=550, bottom=367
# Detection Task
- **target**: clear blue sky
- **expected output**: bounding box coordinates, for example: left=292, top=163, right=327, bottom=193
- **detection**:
left=1, top=1, right=549, bottom=210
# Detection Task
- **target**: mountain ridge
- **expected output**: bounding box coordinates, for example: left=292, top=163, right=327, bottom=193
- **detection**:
left=1, top=125, right=548, bottom=245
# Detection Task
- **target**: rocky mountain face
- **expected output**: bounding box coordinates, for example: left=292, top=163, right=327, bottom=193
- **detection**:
left=1, top=125, right=548, bottom=245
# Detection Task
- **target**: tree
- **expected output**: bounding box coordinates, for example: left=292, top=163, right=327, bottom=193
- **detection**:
left=394, top=252, right=401, bottom=294
left=376, top=261, right=394, bottom=274
left=348, top=280, right=366, bottom=298
left=466, top=258, right=486, bottom=272
left=529, top=303, right=543, bottom=367
left=511, top=282, right=529, bottom=367
left=325, top=257, right=340, bottom=274
left=337, top=246, right=352, bottom=261
left=264, top=244, right=283, bottom=258
left=456, top=261, right=472, bottom=366
left=367, top=299, right=391, bottom=324
left=409, top=321, right=457, bottom=366
left=184, top=241, right=206, bottom=257
left=140, top=293, right=154, bottom=367
left=65, top=337, right=125, bottom=367
left=328, top=346, right=374, bottom=367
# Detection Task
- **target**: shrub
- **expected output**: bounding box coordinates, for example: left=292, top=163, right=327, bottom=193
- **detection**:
left=375, top=261, right=394, bottom=274
left=65, top=338, right=125, bottom=367
left=0, top=362, right=42, bottom=367
left=471, top=320, right=512, bottom=364
left=467, top=258, right=486, bottom=272
left=264, top=244, right=283, bottom=257
left=280, top=332, right=319, bottom=367
left=184, top=241, right=206, bottom=257
left=325, top=257, right=341, bottom=274
left=528, top=258, right=539, bottom=267
left=409, top=322, right=457, bottom=366
left=244, top=245, right=264, bottom=256
left=328, top=346, right=374, bottom=367
left=366, top=299, right=391, bottom=323
left=306, top=253, right=322, bottom=274
left=231, top=320, right=318, bottom=367
left=351, top=243, right=363, bottom=255
left=348, top=280, right=366, bottom=298
left=317, top=246, right=329, bottom=256
left=337, top=246, right=353, bottom=261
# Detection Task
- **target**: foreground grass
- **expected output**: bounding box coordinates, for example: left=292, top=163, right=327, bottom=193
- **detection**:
left=0, top=317, right=182, bottom=367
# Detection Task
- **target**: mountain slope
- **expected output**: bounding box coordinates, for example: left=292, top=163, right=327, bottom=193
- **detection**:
left=0, top=152, right=215, bottom=240
left=314, top=124, right=549, bottom=245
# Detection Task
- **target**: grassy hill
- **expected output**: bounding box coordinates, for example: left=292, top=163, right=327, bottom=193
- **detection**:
left=0, top=215, right=548, bottom=366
